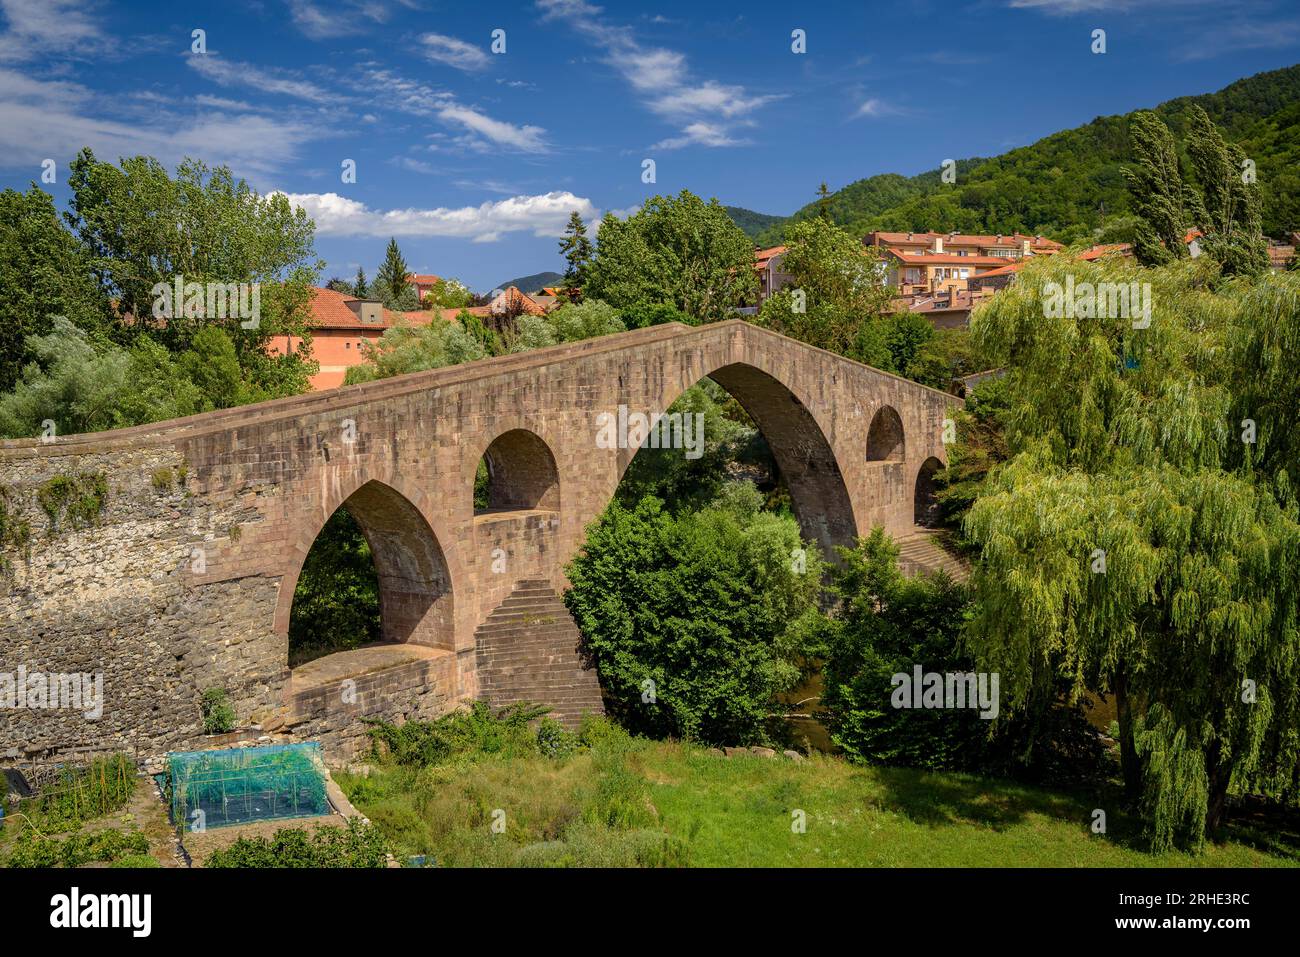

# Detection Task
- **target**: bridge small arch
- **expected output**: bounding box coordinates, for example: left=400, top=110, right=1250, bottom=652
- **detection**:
left=475, top=428, right=560, bottom=514
left=287, top=479, right=455, bottom=659
left=866, top=405, right=905, bottom=462
left=914, top=457, right=943, bottom=527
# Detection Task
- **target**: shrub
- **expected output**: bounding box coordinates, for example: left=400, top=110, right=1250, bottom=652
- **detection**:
left=366, top=702, right=550, bottom=767
left=536, top=718, right=579, bottom=760
left=204, top=819, right=389, bottom=868
left=820, top=530, right=1106, bottom=783
left=5, top=828, right=149, bottom=868
left=564, top=486, right=825, bottom=744
left=200, top=688, right=237, bottom=734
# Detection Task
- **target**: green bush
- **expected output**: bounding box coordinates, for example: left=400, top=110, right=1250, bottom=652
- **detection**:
left=200, top=688, right=236, bottom=734
left=366, top=702, right=551, bottom=767
left=110, top=853, right=160, bottom=868
left=5, top=828, right=149, bottom=868
left=564, top=485, right=825, bottom=744
left=204, top=819, right=389, bottom=868
left=536, top=718, right=579, bottom=759
left=820, top=530, right=1106, bottom=783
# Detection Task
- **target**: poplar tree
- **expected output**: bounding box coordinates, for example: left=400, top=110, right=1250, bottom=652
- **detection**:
left=1121, top=111, right=1189, bottom=267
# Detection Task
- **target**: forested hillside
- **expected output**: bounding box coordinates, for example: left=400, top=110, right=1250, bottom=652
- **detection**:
left=748, top=63, right=1300, bottom=246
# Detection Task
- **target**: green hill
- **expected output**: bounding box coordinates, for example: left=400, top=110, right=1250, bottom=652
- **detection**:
left=492, top=270, right=564, bottom=294
left=723, top=205, right=786, bottom=240
left=753, top=63, right=1300, bottom=246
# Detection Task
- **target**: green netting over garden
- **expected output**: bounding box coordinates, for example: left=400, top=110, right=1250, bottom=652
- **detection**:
left=167, top=743, right=330, bottom=831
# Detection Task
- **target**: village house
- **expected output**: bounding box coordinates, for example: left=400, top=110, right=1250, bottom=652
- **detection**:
left=273, top=287, right=439, bottom=391
left=868, top=231, right=1064, bottom=296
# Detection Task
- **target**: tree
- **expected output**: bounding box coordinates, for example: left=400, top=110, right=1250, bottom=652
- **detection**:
left=564, top=483, right=826, bottom=744
left=1183, top=105, right=1269, bottom=277
left=0, top=319, right=202, bottom=438
left=816, top=181, right=832, bottom=221
left=558, top=211, right=593, bottom=288
left=63, top=149, right=320, bottom=397
left=343, top=321, right=485, bottom=384
left=353, top=267, right=369, bottom=298
left=583, top=191, right=758, bottom=323
left=373, top=238, right=412, bottom=306
left=962, top=254, right=1300, bottom=850
left=324, top=277, right=352, bottom=293
left=1121, top=111, right=1190, bottom=267
left=419, top=277, right=473, bottom=311
left=0, top=186, right=108, bottom=393
left=506, top=299, right=625, bottom=353
left=756, top=217, right=894, bottom=361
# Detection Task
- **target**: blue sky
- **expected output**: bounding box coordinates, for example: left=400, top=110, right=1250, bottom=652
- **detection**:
left=2, top=0, right=1298, bottom=291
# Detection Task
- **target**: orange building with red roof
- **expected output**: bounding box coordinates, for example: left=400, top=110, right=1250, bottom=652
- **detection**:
left=273, top=287, right=444, bottom=390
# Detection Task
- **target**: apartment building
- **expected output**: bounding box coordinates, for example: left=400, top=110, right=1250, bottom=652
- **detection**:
left=867, top=230, right=1062, bottom=295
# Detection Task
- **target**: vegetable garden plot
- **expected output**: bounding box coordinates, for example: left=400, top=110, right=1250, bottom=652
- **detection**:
left=167, top=743, right=331, bottom=831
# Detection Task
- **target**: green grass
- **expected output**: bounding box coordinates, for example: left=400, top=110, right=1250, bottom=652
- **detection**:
left=336, top=735, right=1298, bottom=868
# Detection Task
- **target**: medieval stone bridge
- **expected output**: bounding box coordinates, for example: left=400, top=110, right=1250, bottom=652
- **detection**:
left=0, top=320, right=960, bottom=760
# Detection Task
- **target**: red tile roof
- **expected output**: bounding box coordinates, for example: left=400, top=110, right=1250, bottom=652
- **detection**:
left=407, top=273, right=442, bottom=285
left=307, top=287, right=441, bottom=330
left=754, top=245, right=787, bottom=269
left=868, top=230, right=1063, bottom=251
left=887, top=249, right=1019, bottom=267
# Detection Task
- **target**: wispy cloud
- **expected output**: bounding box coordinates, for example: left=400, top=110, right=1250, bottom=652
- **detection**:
left=187, top=53, right=337, bottom=104
left=854, top=98, right=903, bottom=119
left=436, top=103, right=547, bottom=152
left=538, top=0, right=778, bottom=149
left=0, top=0, right=109, bottom=62
left=1173, top=17, right=1300, bottom=59
left=420, top=32, right=490, bottom=71
left=275, top=190, right=599, bottom=242
left=0, top=68, right=324, bottom=178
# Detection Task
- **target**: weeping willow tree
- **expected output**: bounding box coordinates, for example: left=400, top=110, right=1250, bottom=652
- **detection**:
left=964, top=253, right=1300, bottom=850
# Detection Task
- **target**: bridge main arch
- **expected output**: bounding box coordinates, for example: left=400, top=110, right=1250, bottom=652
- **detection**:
left=607, top=358, right=859, bottom=561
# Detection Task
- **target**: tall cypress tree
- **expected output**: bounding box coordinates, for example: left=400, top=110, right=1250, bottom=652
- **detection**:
left=353, top=266, right=368, bottom=298
left=558, top=211, right=593, bottom=287
left=374, top=238, right=410, bottom=302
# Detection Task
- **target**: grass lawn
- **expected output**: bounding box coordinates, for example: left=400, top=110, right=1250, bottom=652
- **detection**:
left=335, top=736, right=1300, bottom=868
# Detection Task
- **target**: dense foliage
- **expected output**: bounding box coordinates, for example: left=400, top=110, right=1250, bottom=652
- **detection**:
left=585, top=191, right=758, bottom=322
left=204, top=819, right=390, bottom=868
left=287, top=507, right=381, bottom=665
left=963, top=255, right=1300, bottom=850
left=564, top=483, right=825, bottom=744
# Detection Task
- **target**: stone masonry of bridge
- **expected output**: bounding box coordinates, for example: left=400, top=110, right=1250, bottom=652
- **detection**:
left=0, top=320, right=960, bottom=761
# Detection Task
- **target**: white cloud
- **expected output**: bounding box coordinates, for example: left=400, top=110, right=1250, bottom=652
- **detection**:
left=187, top=53, right=337, bottom=104
left=286, top=0, right=354, bottom=38
left=538, top=0, right=777, bottom=149
left=275, top=190, right=599, bottom=241
left=0, top=0, right=106, bottom=62
left=855, top=98, right=902, bottom=119
left=0, top=68, right=324, bottom=178
left=420, top=32, right=490, bottom=71
left=651, top=122, right=746, bottom=150
left=436, top=103, right=548, bottom=152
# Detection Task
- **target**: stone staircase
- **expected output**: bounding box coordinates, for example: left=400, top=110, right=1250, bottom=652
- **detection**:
left=893, top=527, right=971, bottom=581
left=474, top=579, right=605, bottom=728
